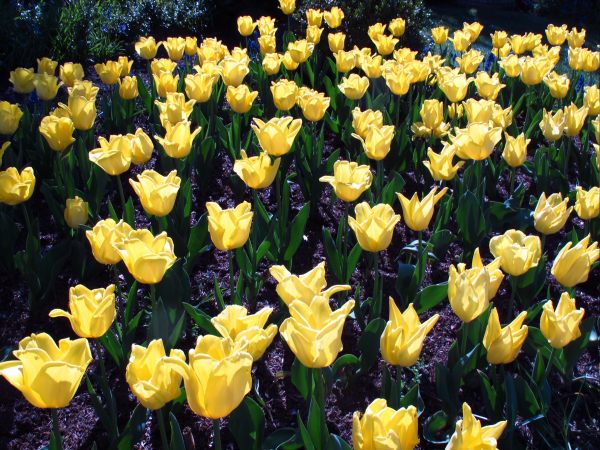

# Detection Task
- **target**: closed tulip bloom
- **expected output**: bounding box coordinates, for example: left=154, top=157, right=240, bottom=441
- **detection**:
left=0, top=101, right=23, bottom=135
left=9, top=67, right=35, bottom=94
left=584, top=85, right=600, bottom=116
left=324, top=7, right=344, bottom=28
left=89, top=135, right=132, bottom=175
left=483, top=308, right=528, bottom=365
left=129, top=170, right=181, bottom=217
left=334, top=50, right=356, bottom=72
left=36, top=57, right=57, bottom=75
left=368, top=23, right=386, bottom=42
left=338, top=74, right=369, bottom=100
left=269, top=262, right=351, bottom=306
left=423, top=145, right=465, bottom=181
left=297, top=90, right=330, bottom=122
left=319, top=160, right=372, bottom=202
left=116, top=56, right=133, bottom=77
left=452, top=122, right=502, bottom=161
left=270, top=79, right=298, bottom=111
left=160, top=37, right=186, bottom=61
left=439, top=72, right=472, bottom=103
left=237, top=16, right=256, bottom=36
left=58, top=62, right=84, bottom=88
left=153, top=72, right=179, bottom=98
left=135, top=37, right=158, bottom=59
left=0, top=167, right=35, bottom=206
left=155, top=120, right=201, bottom=159
left=280, top=295, right=354, bottom=368
left=155, top=92, right=196, bottom=127
left=128, top=128, right=154, bottom=165
left=126, top=339, right=185, bottom=410
left=539, top=108, right=565, bottom=142
left=39, top=115, right=75, bottom=151
left=373, top=35, right=399, bottom=56
left=251, top=116, right=302, bottom=156
left=519, top=56, right=554, bottom=85
left=489, top=229, right=541, bottom=276
left=534, top=193, right=572, bottom=235
left=563, top=103, right=588, bottom=137
left=352, top=108, right=383, bottom=139
left=353, top=399, right=419, bottom=450
left=491, top=30, right=508, bottom=48
left=540, top=293, right=585, bottom=348
left=212, top=305, right=278, bottom=360
left=448, top=263, right=490, bottom=323
left=567, top=27, right=585, bottom=48
left=449, top=30, right=471, bottom=52
left=151, top=58, right=178, bottom=76
left=328, top=32, right=345, bottom=53
left=185, top=72, right=216, bottom=103
left=86, top=218, right=133, bottom=265
left=349, top=202, right=400, bottom=252
left=94, top=61, right=122, bottom=85
left=446, top=403, right=506, bottom=450
left=69, top=80, right=99, bottom=101
left=388, top=18, right=406, bottom=37
left=184, top=36, right=198, bottom=56
left=502, top=132, right=530, bottom=168
left=118, top=76, right=139, bottom=100
left=206, top=201, right=253, bottom=251
left=278, top=0, right=295, bottom=14
left=397, top=187, right=448, bottom=232
left=306, top=8, right=323, bottom=26
left=33, top=73, right=61, bottom=101
left=456, top=49, right=483, bottom=74
left=543, top=71, right=570, bottom=99
left=474, top=71, right=505, bottom=100
left=258, top=35, right=277, bottom=55
left=381, top=298, right=439, bottom=367
left=412, top=99, right=449, bottom=138
left=220, top=58, right=249, bottom=87
left=226, top=85, right=258, bottom=114
left=262, top=53, right=282, bottom=75
left=64, top=196, right=89, bottom=228
left=0, top=333, right=92, bottom=409
left=66, top=94, right=97, bottom=130
left=551, top=235, right=599, bottom=288
left=352, top=125, right=394, bottom=160
left=546, top=24, right=568, bottom=45
left=305, top=25, right=323, bottom=44
left=288, top=40, right=314, bottom=64
left=383, top=65, right=413, bottom=96
left=233, top=150, right=280, bottom=189
left=499, top=54, right=521, bottom=77
left=432, top=26, right=449, bottom=44
left=114, top=229, right=177, bottom=284
left=49, top=284, right=115, bottom=338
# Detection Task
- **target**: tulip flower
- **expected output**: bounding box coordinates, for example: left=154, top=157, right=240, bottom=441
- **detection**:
left=519, top=56, right=554, bottom=85
left=49, top=284, right=116, bottom=338
left=0, top=167, right=35, bottom=206
left=226, top=85, right=258, bottom=114
left=128, top=128, right=154, bottom=165
left=446, top=403, right=507, bottom=450
left=397, top=187, right=448, bottom=232
left=328, top=32, right=345, bottom=53
left=64, top=196, right=89, bottom=229
left=456, top=49, right=484, bottom=74
left=306, top=25, right=323, bottom=44
left=438, top=71, right=473, bottom=103
left=94, top=61, right=122, bottom=85
left=324, top=7, right=344, bottom=28
left=0, top=333, right=92, bottom=408
left=368, top=23, right=386, bottom=42
left=540, top=292, right=585, bottom=349
left=155, top=92, right=196, bottom=127
left=451, top=122, right=503, bottom=161
left=534, top=193, right=572, bottom=235
left=9, top=67, right=35, bottom=94
left=491, top=30, right=508, bottom=48
left=348, top=202, right=400, bottom=252
left=319, top=160, right=373, bottom=202
left=39, top=115, right=75, bottom=152
left=567, top=27, right=585, bottom=48
left=115, top=56, right=132, bottom=77
left=86, top=218, right=133, bottom=265
left=352, top=399, right=419, bottom=450
left=423, top=144, right=464, bottom=181
left=288, top=39, right=314, bottom=64
left=543, top=71, right=570, bottom=99
left=584, top=85, right=600, bottom=116
left=160, top=37, right=186, bottom=61
left=546, top=24, right=568, bottom=45
left=449, top=30, right=471, bottom=52
left=185, top=73, right=217, bottom=104
left=383, top=65, right=413, bottom=96
left=269, top=262, right=351, bottom=306
left=32, top=73, right=61, bottom=101
left=483, top=308, right=528, bottom=365
left=165, top=335, right=253, bottom=418
left=563, top=103, right=588, bottom=137
left=489, top=230, right=541, bottom=277
left=388, top=18, right=405, bottom=37
left=338, top=74, right=370, bottom=100
left=129, top=170, right=181, bottom=217
left=89, top=135, right=132, bottom=175
left=58, top=62, right=84, bottom=88
left=36, top=57, right=57, bottom=75
left=237, top=16, right=256, bottom=36
left=474, top=71, right=505, bottom=100
left=153, top=72, right=179, bottom=98
left=463, top=21, right=484, bottom=42
left=126, top=339, right=185, bottom=410
left=114, top=229, right=177, bottom=284
left=233, top=150, right=280, bottom=190
left=499, top=54, right=521, bottom=77
left=448, top=262, right=491, bottom=323
left=574, top=186, right=600, bottom=220
left=280, top=295, right=355, bottom=368
left=334, top=50, right=356, bottom=72
left=352, top=125, right=395, bottom=160
left=306, top=8, right=323, bottom=26
left=270, top=79, right=299, bottom=111
left=432, top=26, right=449, bottom=44
left=151, top=58, right=178, bottom=76
left=251, top=116, right=302, bottom=156
left=184, top=36, right=197, bottom=56
left=539, top=108, right=565, bottom=142
left=258, top=35, right=277, bottom=55
left=551, top=235, right=599, bottom=288
left=373, top=34, right=399, bottom=56
left=220, top=58, right=250, bottom=87
left=135, top=37, right=158, bottom=60
left=63, top=94, right=97, bottom=130
left=118, top=76, right=139, bottom=100
left=155, top=120, right=201, bottom=159
left=470, top=248, right=504, bottom=298
left=462, top=98, right=495, bottom=124
left=206, top=201, right=253, bottom=251
left=412, top=99, right=450, bottom=138
left=262, top=53, right=282, bottom=75
left=0, top=101, right=23, bottom=135
left=502, top=132, right=530, bottom=168
left=211, top=305, right=278, bottom=360
left=351, top=108, right=384, bottom=140
left=69, top=80, right=99, bottom=100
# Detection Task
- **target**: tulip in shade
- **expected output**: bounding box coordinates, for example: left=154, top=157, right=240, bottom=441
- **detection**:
left=446, top=403, right=506, bottom=450
left=352, top=399, right=419, bottom=450
left=489, top=229, right=541, bottom=277
left=129, top=170, right=181, bottom=217
left=432, top=26, right=449, bottom=44
left=533, top=193, right=572, bottom=235
left=551, top=235, right=599, bottom=288
left=397, top=187, right=448, bottom=232
left=237, top=16, right=256, bottom=36
left=85, top=218, right=133, bottom=265
left=540, top=293, right=585, bottom=349
left=324, top=7, right=344, bottom=28
left=349, top=202, right=400, bottom=252
left=233, top=150, right=280, bottom=189
left=574, top=186, right=600, bottom=220
left=49, top=284, right=116, bottom=338
left=9, top=68, right=35, bottom=94
left=64, top=196, right=89, bottom=229
left=483, top=308, right=528, bottom=365
left=89, top=135, right=133, bottom=175
left=0, top=333, right=92, bottom=408
left=0, top=167, right=35, bottom=206
left=280, top=295, right=355, bottom=368
left=126, top=339, right=185, bottom=410
left=58, top=62, right=84, bottom=88
left=206, top=201, right=253, bottom=251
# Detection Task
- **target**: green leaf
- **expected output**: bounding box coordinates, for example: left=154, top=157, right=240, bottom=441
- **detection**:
left=297, top=414, right=316, bottom=450
left=358, top=318, right=386, bottom=371
left=284, top=202, right=311, bottom=261
left=322, top=227, right=343, bottom=282
left=345, top=244, right=362, bottom=282
left=456, top=191, right=487, bottom=249
left=331, top=354, right=359, bottom=380
left=380, top=172, right=405, bottom=205
left=116, top=404, right=148, bottom=450
left=263, top=428, right=302, bottom=450
left=183, top=302, right=218, bottom=335
left=327, top=434, right=352, bottom=450
left=169, top=413, right=186, bottom=450
left=423, top=410, right=451, bottom=444
left=291, top=358, right=313, bottom=400
left=415, top=282, right=448, bottom=314
left=230, top=397, right=265, bottom=450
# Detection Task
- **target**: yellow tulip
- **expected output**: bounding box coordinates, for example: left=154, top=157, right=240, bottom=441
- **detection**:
left=584, top=85, right=600, bottom=116
left=463, top=98, right=497, bottom=127
left=563, top=103, right=588, bottom=137
left=567, top=27, right=585, bottom=48
left=155, top=120, right=201, bottom=159
left=592, top=116, right=600, bottom=142
left=540, top=293, right=585, bottom=348
left=226, top=85, right=258, bottom=114
left=65, top=94, right=97, bottom=130
left=499, top=54, right=521, bottom=78
left=539, top=108, right=565, bottom=142
left=306, top=25, right=323, bottom=44
left=151, top=58, right=178, bottom=76
left=422, top=144, right=465, bottom=181
left=94, top=61, right=122, bottom=85
left=383, top=65, right=413, bottom=96
left=233, top=150, right=280, bottom=189
left=270, top=79, right=298, bottom=111
left=86, top=218, right=133, bottom=265
left=474, top=71, right=505, bottom=100
left=160, top=37, right=186, bottom=61
left=135, top=37, right=158, bottom=60
left=33, top=73, right=61, bottom=101
left=349, top=202, right=400, bottom=252
left=258, top=35, right=277, bottom=55
left=451, top=122, right=503, bottom=161
left=39, top=115, right=75, bottom=152
left=447, top=403, right=507, bottom=450
left=197, top=37, right=228, bottom=63
left=0, top=333, right=92, bottom=408
left=155, top=92, right=196, bottom=127
left=0, top=101, right=23, bottom=135
left=334, top=50, right=356, bottom=72
left=438, top=71, right=472, bottom=103
left=489, top=229, right=541, bottom=276
left=449, top=30, right=471, bottom=52
left=129, top=170, right=181, bottom=217
left=543, top=71, right=570, bottom=99
left=58, top=62, right=84, bottom=88
left=352, top=125, right=395, bottom=160
left=9, top=67, right=35, bottom=94
left=483, top=308, right=528, bottom=365
left=492, top=43, right=512, bottom=58
left=456, top=49, right=483, bottom=74
left=351, top=107, right=383, bottom=140
left=352, top=399, right=419, bottom=450
left=412, top=99, right=450, bottom=138
left=324, top=7, right=344, bottom=28
left=269, top=262, right=351, bottom=306
left=251, top=116, right=302, bottom=157
left=287, top=39, right=314, bottom=64
left=546, top=24, right=568, bottom=45
left=184, top=36, right=197, bottom=56
left=448, top=263, right=490, bottom=323
left=0, top=167, right=35, bottom=206
left=278, top=0, right=295, bottom=14
left=388, top=18, right=406, bottom=37
left=126, top=339, right=185, bottom=410
left=381, top=298, right=439, bottom=367
left=49, top=284, right=115, bottom=338
left=114, top=229, right=177, bottom=284
left=36, top=57, right=57, bottom=75
left=237, top=16, right=256, bottom=36
left=328, top=32, right=345, bottom=53
left=306, top=8, right=323, bottom=27
left=509, top=34, right=528, bottom=54
left=368, top=23, right=387, bottom=42
left=280, top=295, right=355, bottom=368
left=89, top=135, right=132, bottom=175
left=0, top=141, right=10, bottom=166
left=397, top=187, right=448, bottom=232
left=534, top=193, right=572, bottom=235
left=220, top=58, right=249, bottom=87
left=212, top=305, right=278, bottom=360
left=128, top=128, right=154, bottom=165
left=432, top=26, right=449, bottom=44
left=118, top=76, right=139, bottom=100
left=491, top=30, right=508, bottom=48
left=153, top=72, right=179, bottom=98
left=582, top=49, right=600, bottom=72
left=69, top=80, right=99, bottom=100
left=319, top=160, right=373, bottom=202
left=502, top=132, right=530, bottom=168
left=64, top=196, right=89, bottom=229
left=594, top=143, right=600, bottom=171
left=185, top=72, right=216, bottom=103
left=373, top=34, right=399, bottom=56
left=551, top=235, right=599, bottom=288
left=519, top=56, right=554, bottom=85
left=471, top=248, right=504, bottom=299
left=338, top=74, right=369, bottom=100
left=262, top=53, right=282, bottom=76
left=360, top=54, right=383, bottom=79
left=116, top=56, right=133, bottom=77
left=206, top=201, right=253, bottom=251
left=297, top=90, right=330, bottom=122
left=463, top=21, right=483, bottom=42
left=282, top=52, right=298, bottom=71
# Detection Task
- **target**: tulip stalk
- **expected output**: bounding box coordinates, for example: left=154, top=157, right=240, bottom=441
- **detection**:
left=229, top=251, right=239, bottom=305
left=508, top=275, right=518, bottom=319
left=213, top=418, right=222, bottom=450
left=50, top=409, right=64, bottom=450
left=157, top=409, right=170, bottom=450
left=376, top=160, right=384, bottom=202
left=372, top=252, right=382, bottom=318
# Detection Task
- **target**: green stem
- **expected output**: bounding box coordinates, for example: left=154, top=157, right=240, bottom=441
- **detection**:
left=342, top=202, right=350, bottom=283
left=509, top=167, right=515, bottom=196
left=543, top=347, right=556, bottom=382
left=508, top=275, right=518, bottom=318
left=396, top=365, right=404, bottom=404
left=20, top=203, right=33, bottom=235
left=229, top=251, right=237, bottom=304
left=564, top=137, right=572, bottom=176
left=51, top=409, right=64, bottom=450
left=157, top=409, right=170, bottom=450
left=116, top=175, right=127, bottom=214
left=459, top=321, right=469, bottom=357
left=376, top=159, right=384, bottom=202
left=213, top=419, right=222, bottom=450
left=372, top=252, right=382, bottom=318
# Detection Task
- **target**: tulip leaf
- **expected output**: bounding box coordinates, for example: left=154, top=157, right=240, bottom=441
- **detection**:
left=358, top=318, right=386, bottom=372
left=477, top=370, right=499, bottom=416
left=331, top=354, right=359, bottom=380
left=563, top=317, right=596, bottom=377
left=456, top=190, right=487, bottom=249
left=116, top=404, right=148, bottom=450
left=284, top=202, right=310, bottom=262
left=399, top=383, right=425, bottom=414
left=263, top=428, right=302, bottom=450
left=291, top=358, right=313, bottom=400
left=381, top=171, right=405, bottom=205
left=345, top=244, right=362, bottom=282
left=422, top=410, right=451, bottom=444
left=514, top=375, right=542, bottom=419
left=297, top=413, right=316, bottom=450
left=515, top=257, right=547, bottom=307
left=169, top=412, right=186, bottom=450
left=327, top=434, right=351, bottom=450
left=230, top=397, right=265, bottom=450
left=183, top=302, right=218, bottom=335
left=322, top=227, right=343, bottom=282
left=415, top=282, right=448, bottom=314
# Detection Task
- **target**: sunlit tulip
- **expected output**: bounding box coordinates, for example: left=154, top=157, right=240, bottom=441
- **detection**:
left=423, top=144, right=464, bottom=181
left=0, top=101, right=23, bottom=135
left=584, top=85, right=600, bottom=116
left=449, top=30, right=471, bottom=52
left=126, top=339, right=185, bottom=410
left=373, top=34, right=398, bottom=56
left=551, top=235, right=599, bottom=288
left=69, top=80, right=99, bottom=100
left=9, top=67, right=35, bottom=94
left=534, top=193, right=572, bottom=235
left=237, top=16, right=256, bottom=36
left=262, top=53, right=282, bottom=75
left=463, top=21, right=483, bottom=42
left=483, top=308, right=528, bottom=365
left=492, top=43, right=511, bottom=58
left=412, top=99, right=450, bottom=138
left=306, top=25, right=323, bottom=44
left=89, top=135, right=132, bottom=175
left=502, top=132, right=529, bottom=168
left=334, top=50, right=356, bottom=72
left=86, top=218, right=133, bottom=265
left=324, top=6, right=344, bottom=28
left=567, top=27, right=585, bottom=48
left=456, top=49, right=483, bottom=74
left=463, top=98, right=496, bottom=126
left=118, top=76, right=138, bottom=100
left=129, top=170, right=181, bottom=217
left=0, top=333, right=92, bottom=408
left=206, top=201, right=253, bottom=251
left=33, top=73, right=61, bottom=101
left=491, top=30, right=508, bottom=48
left=541, top=293, right=585, bottom=349
left=349, top=202, right=400, bottom=252
left=319, top=160, right=372, bottom=202
left=63, top=196, right=89, bottom=229
left=269, top=262, right=351, bottom=306
left=539, top=108, right=565, bottom=142
left=258, top=35, right=277, bottom=55
left=383, top=65, right=413, bottom=96
left=543, top=71, right=570, bottom=99
left=155, top=92, right=196, bottom=127
left=306, top=8, right=323, bottom=26
left=212, top=305, right=277, bottom=360
left=251, top=116, right=302, bottom=156
left=509, top=34, right=528, bottom=54
left=185, top=36, right=198, bottom=56
left=65, top=94, right=97, bottom=130
left=220, top=58, right=249, bottom=87
left=338, top=74, right=369, bottom=100
left=489, top=229, right=541, bottom=276
left=432, top=26, right=449, bottom=44
left=0, top=167, right=35, bottom=206
left=49, top=284, right=115, bottom=338
left=270, top=79, right=298, bottom=111
left=353, top=399, right=419, bottom=450
left=234, top=150, right=280, bottom=189
left=351, top=108, right=383, bottom=140
left=368, top=23, right=387, bottom=42
left=226, top=85, right=258, bottom=114
left=297, top=90, right=330, bottom=122
left=519, top=56, right=554, bottom=85
left=451, top=122, right=503, bottom=160
left=546, top=24, right=568, bottom=45
left=448, top=263, right=490, bottom=323
left=438, top=71, right=472, bottom=103
left=58, top=62, right=84, bottom=88
left=388, top=18, right=406, bottom=37
left=474, top=71, right=505, bottom=100
left=381, top=298, right=438, bottom=367
left=397, top=187, right=448, bottom=232
left=594, top=143, right=600, bottom=171
left=563, top=103, right=588, bottom=137
left=360, top=54, right=383, bottom=79
left=185, top=72, right=216, bottom=103
left=155, top=120, right=201, bottom=159
left=128, top=128, right=154, bottom=165
left=153, top=72, right=179, bottom=98
left=446, top=403, right=506, bottom=450
left=471, top=248, right=504, bottom=298
left=135, top=37, right=158, bottom=59
left=499, top=54, right=521, bottom=77
left=160, top=37, right=186, bottom=61
left=39, top=115, right=75, bottom=151
left=282, top=51, right=299, bottom=71
left=115, top=56, right=132, bottom=78
left=151, top=58, right=177, bottom=76
left=328, top=32, right=345, bottom=53
left=94, top=61, right=122, bottom=85
left=288, top=39, right=314, bottom=64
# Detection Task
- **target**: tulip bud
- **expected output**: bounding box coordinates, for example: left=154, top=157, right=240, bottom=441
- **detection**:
left=185, top=36, right=198, bottom=56
left=551, top=235, right=599, bottom=288
left=279, top=0, right=295, bottom=15
left=324, top=7, right=344, bottom=28
left=368, top=23, right=387, bottom=42
left=319, top=160, right=372, bottom=202
left=135, top=37, right=158, bottom=60
left=448, top=263, right=490, bottom=323
left=541, top=293, right=585, bottom=348
left=349, top=202, right=400, bottom=252
left=328, top=32, right=345, bottom=53
left=456, top=49, right=484, bottom=74
left=502, top=132, right=529, bottom=168
left=489, top=229, right=541, bottom=276
left=89, top=135, right=132, bottom=175
left=412, top=99, right=449, bottom=138
left=58, top=62, right=84, bottom=88
left=151, top=58, right=177, bottom=76
left=206, top=201, right=253, bottom=251
left=39, top=115, right=75, bottom=152
left=226, top=85, right=258, bottom=114
left=463, top=21, right=483, bottom=42
left=447, top=403, right=507, bottom=450
left=483, top=308, right=528, bottom=365
left=220, top=58, right=250, bottom=87
left=262, top=53, right=282, bottom=76
left=37, top=57, right=57, bottom=75
left=282, top=51, right=299, bottom=71
left=499, top=54, right=521, bottom=77
left=338, top=74, right=370, bottom=100
left=33, top=73, right=61, bottom=101
left=270, top=79, right=298, bottom=111
left=306, top=8, right=323, bottom=27
left=258, top=35, right=277, bottom=55
left=534, top=193, right=572, bottom=235
left=234, top=150, right=280, bottom=189
left=9, top=67, right=35, bottom=94
left=86, top=218, right=133, bottom=265
left=65, top=94, right=97, bottom=130
left=118, top=76, right=139, bottom=100
left=129, top=170, right=181, bottom=217
left=397, top=187, right=448, bottom=232
left=155, top=120, right=201, bottom=159
left=64, top=196, right=89, bottom=229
